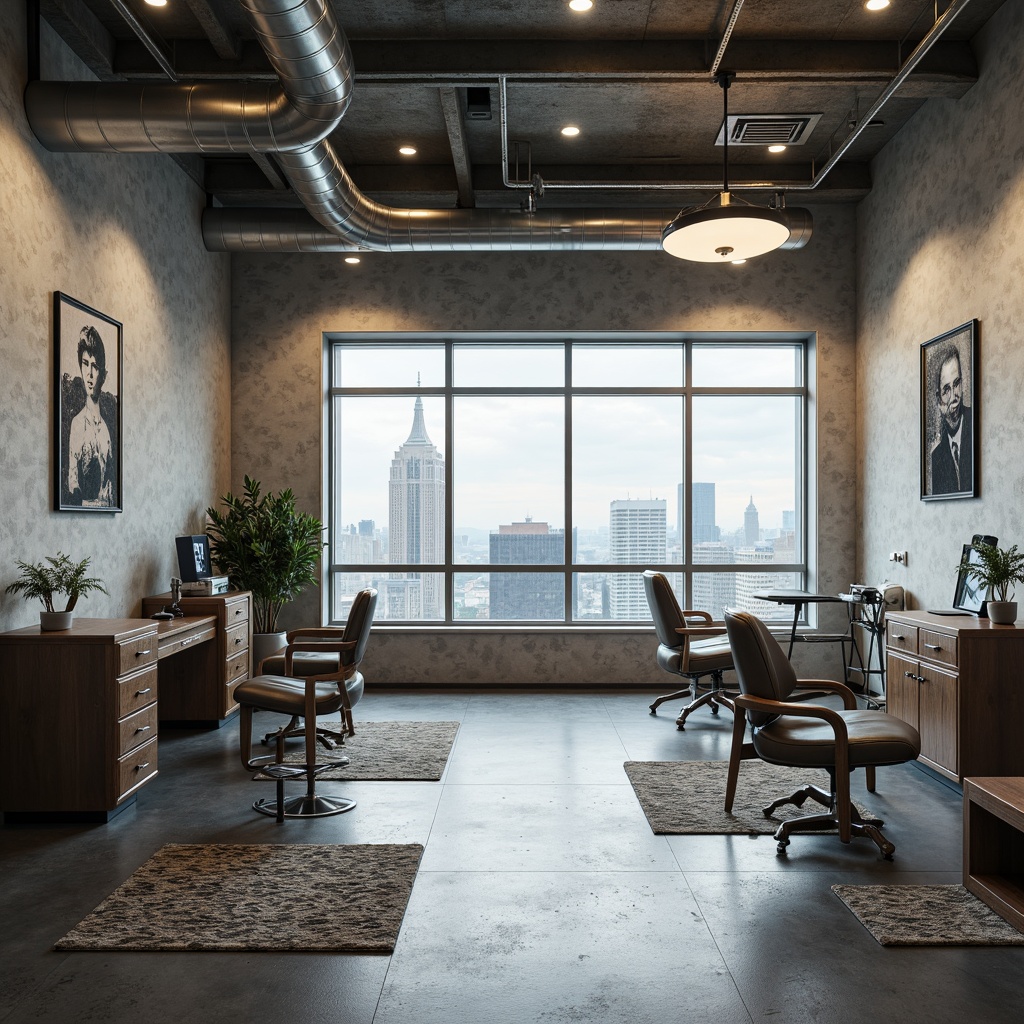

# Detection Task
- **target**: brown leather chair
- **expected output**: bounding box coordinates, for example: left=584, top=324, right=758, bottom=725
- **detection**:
left=723, top=609, right=920, bottom=859
left=642, top=570, right=735, bottom=729
left=235, top=587, right=377, bottom=821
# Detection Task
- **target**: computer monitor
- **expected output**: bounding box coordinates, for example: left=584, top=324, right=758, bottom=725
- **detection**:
left=953, top=534, right=997, bottom=615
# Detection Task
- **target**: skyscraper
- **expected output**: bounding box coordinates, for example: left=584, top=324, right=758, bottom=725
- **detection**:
left=744, top=495, right=760, bottom=546
left=608, top=498, right=666, bottom=619
left=388, top=396, right=445, bottom=619
left=488, top=519, right=563, bottom=620
left=691, top=482, right=720, bottom=544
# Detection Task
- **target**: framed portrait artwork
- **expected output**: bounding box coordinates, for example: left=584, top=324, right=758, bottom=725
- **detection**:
left=54, top=292, right=123, bottom=512
left=920, top=320, right=978, bottom=501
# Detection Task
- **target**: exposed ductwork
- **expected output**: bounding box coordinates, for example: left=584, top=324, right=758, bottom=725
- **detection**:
left=25, top=0, right=813, bottom=255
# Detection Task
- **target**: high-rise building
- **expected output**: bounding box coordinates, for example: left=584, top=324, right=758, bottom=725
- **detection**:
left=488, top=518, right=563, bottom=620
left=734, top=542, right=780, bottom=616
left=608, top=498, right=666, bottom=619
left=744, top=495, right=760, bottom=546
left=676, top=481, right=720, bottom=547
left=691, top=541, right=736, bottom=620
left=782, top=509, right=795, bottom=532
left=388, top=396, right=445, bottom=619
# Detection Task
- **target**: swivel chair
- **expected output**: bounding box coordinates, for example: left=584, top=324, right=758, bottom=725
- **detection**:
left=723, top=609, right=921, bottom=859
left=642, top=570, right=735, bottom=729
left=235, top=588, right=377, bottom=821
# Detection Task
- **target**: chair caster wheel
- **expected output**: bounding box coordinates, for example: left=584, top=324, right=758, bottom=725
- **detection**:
left=676, top=720, right=687, bottom=731
left=880, top=842, right=895, bottom=860
left=649, top=706, right=657, bottom=715
left=776, top=841, right=790, bottom=855
left=710, top=703, right=719, bottom=715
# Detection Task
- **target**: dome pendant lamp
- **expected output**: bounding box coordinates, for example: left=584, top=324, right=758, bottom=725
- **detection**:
left=662, top=72, right=800, bottom=263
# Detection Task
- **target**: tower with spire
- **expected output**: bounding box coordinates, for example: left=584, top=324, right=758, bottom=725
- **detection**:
left=744, top=495, right=760, bottom=546
left=388, top=395, right=445, bottom=619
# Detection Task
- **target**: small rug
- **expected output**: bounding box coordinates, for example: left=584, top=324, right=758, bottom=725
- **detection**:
left=624, top=760, right=871, bottom=835
left=832, top=884, right=1024, bottom=946
left=266, top=720, right=459, bottom=781
left=55, top=843, right=423, bottom=952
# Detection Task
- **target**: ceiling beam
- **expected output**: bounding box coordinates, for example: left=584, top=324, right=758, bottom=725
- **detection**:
left=249, top=152, right=289, bottom=190
left=111, top=37, right=976, bottom=96
left=183, top=0, right=241, bottom=61
left=41, top=0, right=119, bottom=81
left=438, top=87, right=475, bottom=208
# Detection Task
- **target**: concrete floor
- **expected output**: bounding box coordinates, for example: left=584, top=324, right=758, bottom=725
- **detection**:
left=2, top=688, right=1022, bottom=1024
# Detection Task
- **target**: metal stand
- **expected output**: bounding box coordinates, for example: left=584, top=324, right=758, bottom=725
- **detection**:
left=250, top=756, right=355, bottom=822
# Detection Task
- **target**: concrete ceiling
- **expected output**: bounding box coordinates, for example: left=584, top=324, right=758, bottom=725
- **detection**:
left=39, top=0, right=1007, bottom=210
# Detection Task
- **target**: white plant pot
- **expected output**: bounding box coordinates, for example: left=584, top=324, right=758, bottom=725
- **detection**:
left=40, top=610, right=73, bottom=631
left=986, top=600, right=1018, bottom=625
left=252, top=631, right=288, bottom=673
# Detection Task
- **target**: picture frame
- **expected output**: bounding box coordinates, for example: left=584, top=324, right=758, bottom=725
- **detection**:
left=952, top=534, right=997, bottom=615
left=175, top=535, right=212, bottom=582
left=920, top=320, right=978, bottom=501
left=54, top=292, right=122, bottom=512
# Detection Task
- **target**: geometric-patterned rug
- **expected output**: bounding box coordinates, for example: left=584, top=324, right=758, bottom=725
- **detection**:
left=624, top=759, right=872, bottom=834
left=832, top=884, right=1024, bottom=946
left=270, top=720, right=460, bottom=781
left=55, top=844, right=423, bottom=952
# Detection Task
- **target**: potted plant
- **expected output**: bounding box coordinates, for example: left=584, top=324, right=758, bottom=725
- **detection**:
left=5, top=552, right=108, bottom=630
left=962, top=541, right=1024, bottom=625
left=206, top=475, right=323, bottom=664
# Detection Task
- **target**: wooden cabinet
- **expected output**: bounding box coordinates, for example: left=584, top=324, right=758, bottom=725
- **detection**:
left=141, top=591, right=251, bottom=726
left=886, top=611, right=1024, bottom=783
left=0, top=618, right=160, bottom=821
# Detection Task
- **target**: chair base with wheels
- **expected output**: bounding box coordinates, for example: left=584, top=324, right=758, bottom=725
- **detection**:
left=648, top=669, right=734, bottom=730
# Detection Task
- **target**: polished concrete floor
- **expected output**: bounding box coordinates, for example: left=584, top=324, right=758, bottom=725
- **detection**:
left=2, top=688, right=1023, bottom=1024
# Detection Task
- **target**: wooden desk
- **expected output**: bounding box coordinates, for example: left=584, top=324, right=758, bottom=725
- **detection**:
left=886, top=611, right=1024, bottom=783
left=963, top=777, right=1024, bottom=934
left=0, top=618, right=160, bottom=822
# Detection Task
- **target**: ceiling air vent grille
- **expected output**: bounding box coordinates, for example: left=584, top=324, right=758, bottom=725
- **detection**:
left=715, top=113, right=822, bottom=146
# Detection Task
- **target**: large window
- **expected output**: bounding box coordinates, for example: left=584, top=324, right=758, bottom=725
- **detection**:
left=326, top=336, right=810, bottom=625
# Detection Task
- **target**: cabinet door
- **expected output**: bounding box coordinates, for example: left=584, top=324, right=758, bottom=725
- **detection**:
left=918, top=663, right=958, bottom=773
left=887, top=653, right=920, bottom=732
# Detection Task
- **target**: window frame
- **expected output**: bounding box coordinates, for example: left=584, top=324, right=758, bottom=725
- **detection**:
left=324, top=332, right=813, bottom=627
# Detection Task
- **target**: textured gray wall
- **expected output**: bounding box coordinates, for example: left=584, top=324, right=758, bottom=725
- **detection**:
left=0, top=15, right=232, bottom=632
left=232, top=209, right=858, bottom=683
left=857, top=0, right=1024, bottom=610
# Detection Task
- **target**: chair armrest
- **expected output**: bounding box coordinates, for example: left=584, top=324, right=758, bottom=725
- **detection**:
left=674, top=625, right=727, bottom=638
left=286, top=626, right=348, bottom=641
left=681, top=610, right=713, bottom=623
left=284, top=637, right=358, bottom=675
left=794, top=678, right=858, bottom=710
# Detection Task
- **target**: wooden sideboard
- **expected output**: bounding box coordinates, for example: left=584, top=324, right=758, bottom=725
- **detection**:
left=0, top=618, right=160, bottom=821
left=142, top=590, right=251, bottom=726
left=885, top=610, right=1024, bottom=783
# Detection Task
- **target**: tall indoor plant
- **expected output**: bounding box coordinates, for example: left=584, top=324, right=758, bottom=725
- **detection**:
left=206, top=476, right=323, bottom=659
left=5, top=552, right=108, bottom=630
left=962, top=541, right=1024, bottom=624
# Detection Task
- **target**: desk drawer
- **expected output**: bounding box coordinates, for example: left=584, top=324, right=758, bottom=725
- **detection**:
left=118, top=633, right=158, bottom=675
left=919, top=628, right=957, bottom=668
left=887, top=621, right=919, bottom=656
left=158, top=623, right=216, bottom=660
left=225, top=621, right=249, bottom=657
left=119, top=703, right=158, bottom=756
left=118, top=665, right=158, bottom=718
left=226, top=648, right=250, bottom=686
left=117, top=735, right=158, bottom=801
left=225, top=596, right=250, bottom=626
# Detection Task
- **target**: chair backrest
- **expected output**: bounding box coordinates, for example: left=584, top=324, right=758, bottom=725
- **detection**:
left=723, top=609, right=799, bottom=726
left=642, top=570, right=685, bottom=650
left=342, top=587, right=378, bottom=667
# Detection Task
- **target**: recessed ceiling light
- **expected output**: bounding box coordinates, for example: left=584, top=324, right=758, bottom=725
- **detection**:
left=768, top=144, right=787, bottom=154
left=731, top=259, right=747, bottom=265
left=398, top=146, right=417, bottom=156
left=569, top=0, right=594, bottom=11
left=561, top=125, right=580, bottom=137
left=144, top=0, right=167, bottom=6
left=865, top=0, right=890, bottom=10
left=344, top=256, right=361, bottom=265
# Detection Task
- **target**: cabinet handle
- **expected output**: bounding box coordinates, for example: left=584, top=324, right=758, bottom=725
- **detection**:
left=135, top=762, right=150, bottom=771
left=234, top=636, right=243, bottom=644
left=904, top=671, right=916, bottom=679
left=136, top=649, right=152, bottom=657
left=180, top=637, right=193, bottom=647
left=891, top=634, right=906, bottom=641
left=135, top=687, right=152, bottom=696
left=135, top=725, right=151, bottom=734
left=916, top=675, right=926, bottom=683
left=235, top=608, right=243, bottom=616
left=923, top=643, right=941, bottom=651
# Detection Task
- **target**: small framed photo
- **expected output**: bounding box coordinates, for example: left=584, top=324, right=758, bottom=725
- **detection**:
left=920, top=320, right=977, bottom=501
left=176, top=535, right=212, bottom=582
left=54, top=292, right=123, bottom=512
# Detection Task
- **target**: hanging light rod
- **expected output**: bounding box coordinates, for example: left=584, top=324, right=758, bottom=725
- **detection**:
left=661, top=72, right=812, bottom=263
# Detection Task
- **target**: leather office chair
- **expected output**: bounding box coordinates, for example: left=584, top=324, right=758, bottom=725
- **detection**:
left=642, top=570, right=735, bottom=729
left=235, top=587, right=377, bottom=822
left=723, top=609, right=921, bottom=859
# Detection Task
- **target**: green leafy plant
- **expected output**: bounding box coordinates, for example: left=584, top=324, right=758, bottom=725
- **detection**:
left=5, top=552, right=108, bottom=612
left=206, top=475, right=323, bottom=634
left=961, top=542, right=1024, bottom=603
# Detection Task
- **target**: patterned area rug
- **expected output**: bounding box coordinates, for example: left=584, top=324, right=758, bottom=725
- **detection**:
left=624, top=760, right=871, bottom=834
left=266, top=720, right=459, bottom=781
left=55, top=843, right=423, bottom=952
left=833, top=884, right=1024, bottom=946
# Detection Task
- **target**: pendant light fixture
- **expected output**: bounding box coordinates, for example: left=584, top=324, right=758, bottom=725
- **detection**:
left=662, top=72, right=805, bottom=263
